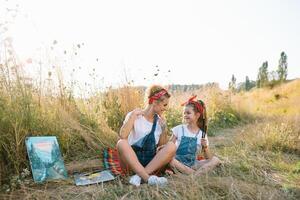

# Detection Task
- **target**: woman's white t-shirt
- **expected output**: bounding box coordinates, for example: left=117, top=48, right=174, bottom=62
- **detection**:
left=124, top=111, right=163, bottom=145
left=171, top=124, right=209, bottom=151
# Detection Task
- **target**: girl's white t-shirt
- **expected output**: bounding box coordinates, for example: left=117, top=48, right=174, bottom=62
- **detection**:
left=124, top=111, right=163, bottom=145
left=171, top=124, right=209, bottom=151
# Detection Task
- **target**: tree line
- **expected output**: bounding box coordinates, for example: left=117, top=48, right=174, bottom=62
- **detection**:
left=229, top=51, right=288, bottom=92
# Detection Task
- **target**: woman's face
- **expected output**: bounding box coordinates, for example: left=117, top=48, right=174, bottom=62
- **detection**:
left=183, top=105, right=200, bottom=124
left=153, top=96, right=169, bottom=116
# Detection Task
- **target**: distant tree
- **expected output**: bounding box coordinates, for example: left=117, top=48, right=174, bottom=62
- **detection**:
left=183, top=85, right=188, bottom=92
left=236, top=82, right=245, bottom=92
left=245, top=76, right=250, bottom=91
left=257, top=61, right=269, bottom=88
left=236, top=77, right=256, bottom=92
left=228, top=74, right=237, bottom=92
left=277, top=51, right=288, bottom=82
left=269, top=71, right=278, bottom=81
left=268, top=70, right=279, bottom=88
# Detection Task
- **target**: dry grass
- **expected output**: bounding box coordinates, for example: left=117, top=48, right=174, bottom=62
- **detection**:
left=2, top=175, right=296, bottom=200
left=232, top=79, right=300, bottom=116
left=1, top=115, right=299, bottom=200
left=1, top=44, right=300, bottom=199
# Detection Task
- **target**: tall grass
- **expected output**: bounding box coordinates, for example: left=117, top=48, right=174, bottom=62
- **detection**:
left=1, top=41, right=299, bottom=199
left=231, top=79, right=300, bottom=116
left=100, top=86, right=144, bottom=132
left=0, top=49, right=118, bottom=186
left=0, top=64, right=241, bottom=188
left=237, top=116, right=300, bottom=154
left=3, top=115, right=299, bottom=199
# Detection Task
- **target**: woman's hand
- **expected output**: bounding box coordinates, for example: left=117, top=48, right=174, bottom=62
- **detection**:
left=156, top=144, right=166, bottom=152
left=119, top=108, right=143, bottom=139
left=130, top=108, right=144, bottom=120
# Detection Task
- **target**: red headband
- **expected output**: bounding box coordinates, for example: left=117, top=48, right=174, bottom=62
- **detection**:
left=181, top=95, right=204, bottom=114
left=148, top=89, right=168, bottom=104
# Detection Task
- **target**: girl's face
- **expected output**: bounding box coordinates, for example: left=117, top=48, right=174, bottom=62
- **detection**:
left=183, top=105, right=200, bottom=124
left=153, top=96, right=169, bottom=116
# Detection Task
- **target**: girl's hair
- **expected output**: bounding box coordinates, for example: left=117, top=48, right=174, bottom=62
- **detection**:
left=186, top=100, right=208, bottom=134
left=145, top=85, right=171, bottom=105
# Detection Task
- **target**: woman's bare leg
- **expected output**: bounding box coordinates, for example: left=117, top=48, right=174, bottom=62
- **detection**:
left=116, top=139, right=149, bottom=181
left=193, top=156, right=221, bottom=176
left=144, top=142, right=176, bottom=174
left=169, top=158, right=194, bottom=174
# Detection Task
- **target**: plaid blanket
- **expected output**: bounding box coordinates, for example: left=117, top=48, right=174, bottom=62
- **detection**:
left=103, top=148, right=206, bottom=176
left=103, top=148, right=127, bottom=176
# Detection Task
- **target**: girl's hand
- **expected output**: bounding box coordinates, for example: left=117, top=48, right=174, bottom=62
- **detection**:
left=201, top=138, right=208, bottom=148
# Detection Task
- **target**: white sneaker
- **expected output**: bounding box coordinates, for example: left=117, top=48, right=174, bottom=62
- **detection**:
left=129, top=174, right=142, bottom=186
left=147, top=175, right=168, bottom=186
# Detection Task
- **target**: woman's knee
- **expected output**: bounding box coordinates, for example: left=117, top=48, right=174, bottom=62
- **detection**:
left=116, top=139, right=129, bottom=152
left=164, top=142, right=176, bottom=156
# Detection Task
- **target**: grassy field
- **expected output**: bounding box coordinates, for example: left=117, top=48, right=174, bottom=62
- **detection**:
left=0, top=61, right=299, bottom=199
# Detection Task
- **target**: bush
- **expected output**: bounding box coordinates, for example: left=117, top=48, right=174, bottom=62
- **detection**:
left=165, top=108, right=182, bottom=131
left=208, top=109, right=239, bottom=135
left=102, top=93, right=125, bottom=133
left=101, top=87, right=143, bottom=133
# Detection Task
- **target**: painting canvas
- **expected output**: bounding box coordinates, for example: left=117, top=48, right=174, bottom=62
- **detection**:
left=25, top=136, right=68, bottom=183
left=74, top=170, right=115, bottom=186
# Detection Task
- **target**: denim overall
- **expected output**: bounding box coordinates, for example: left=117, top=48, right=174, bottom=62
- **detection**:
left=131, top=114, right=158, bottom=167
left=175, top=125, right=200, bottom=167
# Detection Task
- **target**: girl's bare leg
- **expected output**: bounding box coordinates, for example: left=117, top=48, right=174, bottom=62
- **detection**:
left=169, top=158, right=194, bottom=174
left=193, top=156, right=221, bottom=176
left=144, top=142, right=176, bottom=174
left=191, top=159, right=211, bottom=169
left=116, top=139, right=149, bottom=181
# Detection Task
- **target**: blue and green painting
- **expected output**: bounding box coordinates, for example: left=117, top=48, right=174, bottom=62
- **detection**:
left=25, top=136, right=68, bottom=183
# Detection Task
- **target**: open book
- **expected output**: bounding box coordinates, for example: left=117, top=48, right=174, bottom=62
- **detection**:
left=74, top=170, right=115, bottom=186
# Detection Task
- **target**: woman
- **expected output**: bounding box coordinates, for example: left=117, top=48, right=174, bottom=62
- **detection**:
left=117, top=85, right=176, bottom=186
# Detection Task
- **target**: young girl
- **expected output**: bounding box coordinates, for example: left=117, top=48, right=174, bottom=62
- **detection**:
left=170, top=96, right=220, bottom=175
left=117, top=85, right=176, bottom=186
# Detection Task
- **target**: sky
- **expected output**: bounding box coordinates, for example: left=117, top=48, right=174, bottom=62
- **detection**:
left=1, top=0, right=300, bottom=91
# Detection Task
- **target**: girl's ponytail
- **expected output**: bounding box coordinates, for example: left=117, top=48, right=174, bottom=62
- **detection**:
left=198, top=100, right=208, bottom=138
left=182, top=96, right=208, bottom=136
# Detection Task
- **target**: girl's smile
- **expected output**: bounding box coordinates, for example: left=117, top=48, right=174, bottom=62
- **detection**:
left=183, top=106, right=199, bottom=124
